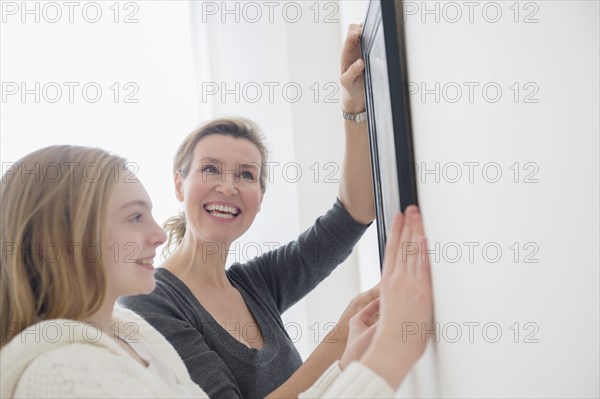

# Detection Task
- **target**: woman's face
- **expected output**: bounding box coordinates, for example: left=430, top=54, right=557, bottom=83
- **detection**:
left=175, top=134, right=263, bottom=246
left=103, top=176, right=166, bottom=298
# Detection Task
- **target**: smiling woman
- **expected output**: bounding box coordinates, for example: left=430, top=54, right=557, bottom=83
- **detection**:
left=172, top=123, right=265, bottom=247
left=161, top=118, right=269, bottom=256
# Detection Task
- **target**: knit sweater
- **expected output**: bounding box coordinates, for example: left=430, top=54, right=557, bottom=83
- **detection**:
left=0, top=307, right=395, bottom=398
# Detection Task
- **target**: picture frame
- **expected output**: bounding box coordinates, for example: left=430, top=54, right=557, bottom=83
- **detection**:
left=361, top=0, right=419, bottom=267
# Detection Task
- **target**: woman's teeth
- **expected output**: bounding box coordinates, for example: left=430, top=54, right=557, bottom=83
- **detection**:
left=210, top=212, right=234, bottom=219
left=137, top=259, right=153, bottom=265
left=205, top=204, right=239, bottom=217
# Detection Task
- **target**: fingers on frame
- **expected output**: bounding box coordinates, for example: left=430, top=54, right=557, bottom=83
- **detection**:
left=407, top=211, right=423, bottom=276
left=354, top=58, right=365, bottom=71
left=382, top=213, right=404, bottom=278
left=396, top=207, right=415, bottom=275
left=345, top=24, right=362, bottom=45
left=409, top=208, right=431, bottom=282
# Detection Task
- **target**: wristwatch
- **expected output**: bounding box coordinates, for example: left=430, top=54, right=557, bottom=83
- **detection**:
left=341, top=109, right=368, bottom=123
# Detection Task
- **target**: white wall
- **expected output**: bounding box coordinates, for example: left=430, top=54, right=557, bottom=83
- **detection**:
left=388, top=0, right=599, bottom=397
left=341, top=0, right=599, bottom=397
left=0, top=0, right=199, bottom=231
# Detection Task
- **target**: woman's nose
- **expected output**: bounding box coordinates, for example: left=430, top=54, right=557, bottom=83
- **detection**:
left=215, top=173, right=238, bottom=196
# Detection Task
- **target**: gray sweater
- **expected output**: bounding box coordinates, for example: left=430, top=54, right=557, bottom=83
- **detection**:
left=119, top=200, right=369, bottom=399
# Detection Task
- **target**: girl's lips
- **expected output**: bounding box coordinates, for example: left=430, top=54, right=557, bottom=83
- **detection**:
left=138, top=262, right=154, bottom=271
left=136, top=257, right=155, bottom=271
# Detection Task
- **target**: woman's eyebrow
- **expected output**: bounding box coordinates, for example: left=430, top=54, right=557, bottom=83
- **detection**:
left=198, top=157, right=260, bottom=170
left=239, top=163, right=260, bottom=170
left=198, top=157, right=222, bottom=164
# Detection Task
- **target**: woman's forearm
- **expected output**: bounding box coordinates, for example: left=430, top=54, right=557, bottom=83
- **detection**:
left=338, top=115, right=376, bottom=225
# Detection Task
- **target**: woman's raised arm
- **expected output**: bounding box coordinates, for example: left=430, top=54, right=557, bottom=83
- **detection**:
left=338, top=24, right=376, bottom=225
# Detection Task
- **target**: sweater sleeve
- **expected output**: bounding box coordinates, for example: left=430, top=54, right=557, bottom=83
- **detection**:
left=119, top=289, right=243, bottom=399
left=299, top=361, right=396, bottom=399
left=14, top=344, right=171, bottom=398
left=233, top=199, right=370, bottom=313
left=297, top=360, right=343, bottom=398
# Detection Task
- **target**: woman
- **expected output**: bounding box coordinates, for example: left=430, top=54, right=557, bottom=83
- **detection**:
left=119, top=24, right=377, bottom=398
left=0, top=145, right=433, bottom=398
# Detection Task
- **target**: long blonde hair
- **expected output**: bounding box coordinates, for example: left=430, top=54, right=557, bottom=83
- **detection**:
left=162, top=117, right=269, bottom=258
left=0, top=145, right=127, bottom=347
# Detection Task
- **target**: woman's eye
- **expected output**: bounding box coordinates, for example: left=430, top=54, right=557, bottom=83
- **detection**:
left=201, top=165, right=218, bottom=173
left=130, top=214, right=142, bottom=223
left=240, top=171, right=255, bottom=181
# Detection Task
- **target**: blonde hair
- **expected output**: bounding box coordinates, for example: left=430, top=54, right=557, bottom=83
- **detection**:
left=162, top=117, right=269, bottom=258
left=0, top=145, right=127, bottom=347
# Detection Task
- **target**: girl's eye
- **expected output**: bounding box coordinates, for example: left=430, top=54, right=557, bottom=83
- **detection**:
left=201, top=164, right=218, bottom=174
left=130, top=214, right=142, bottom=223
left=240, top=170, right=255, bottom=181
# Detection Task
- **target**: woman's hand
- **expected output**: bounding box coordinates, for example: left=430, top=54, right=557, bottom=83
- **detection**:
left=340, top=23, right=366, bottom=113
left=339, top=298, right=379, bottom=370
left=329, top=284, right=379, bottom=345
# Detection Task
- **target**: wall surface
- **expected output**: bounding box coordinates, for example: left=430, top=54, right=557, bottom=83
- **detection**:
left=0, top=0, right=199, bottom=237
left=343, top=0, right=599, bottom=397
left=400, top=0, right=599, bottom=397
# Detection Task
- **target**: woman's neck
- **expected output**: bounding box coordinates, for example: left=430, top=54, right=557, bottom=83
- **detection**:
left=164, top=234, right=231, bottom=290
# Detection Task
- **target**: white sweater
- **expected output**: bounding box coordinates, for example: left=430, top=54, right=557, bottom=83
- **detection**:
left=0, top=307, right=395, bottom=398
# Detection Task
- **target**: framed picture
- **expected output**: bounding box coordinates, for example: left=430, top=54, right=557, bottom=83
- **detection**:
left=361, top=0, right=419, bottom=267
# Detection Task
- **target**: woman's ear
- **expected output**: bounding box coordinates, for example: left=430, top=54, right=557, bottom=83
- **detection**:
left=174, top=171, right=184, bottom=202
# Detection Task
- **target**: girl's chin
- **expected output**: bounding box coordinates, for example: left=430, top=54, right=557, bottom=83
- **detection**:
left=131, top=280, right=156, bottom=296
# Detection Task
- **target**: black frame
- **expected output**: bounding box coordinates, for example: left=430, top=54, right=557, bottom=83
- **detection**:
left=361, top=0, right=418, bottom=267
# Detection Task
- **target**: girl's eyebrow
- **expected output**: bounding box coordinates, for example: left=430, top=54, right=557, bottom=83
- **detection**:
left=119, top=200, right=150, bottom=211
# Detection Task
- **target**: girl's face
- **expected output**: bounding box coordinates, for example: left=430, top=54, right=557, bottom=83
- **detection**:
left=175, top=134, right=263, bottom=246
left=103, top=176, right=166, bottom=298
